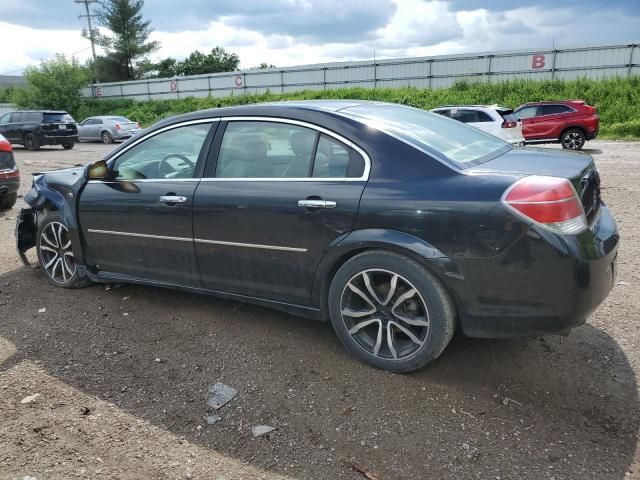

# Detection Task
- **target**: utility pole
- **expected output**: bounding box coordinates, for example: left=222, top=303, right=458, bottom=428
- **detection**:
left=75, top=0, right=99, bottom=85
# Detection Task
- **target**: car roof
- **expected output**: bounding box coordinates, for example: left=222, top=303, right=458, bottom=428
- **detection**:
left=517, top=100, right=585, bottom=107
left=15, top=110, right=68, bottom=113
left=433, top=105, right=511, bottom=110
left=151, top=100, right=391, bottom=127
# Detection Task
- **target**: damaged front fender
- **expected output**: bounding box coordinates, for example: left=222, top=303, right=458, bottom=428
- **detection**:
left=16, top=167, right=87, bottom=267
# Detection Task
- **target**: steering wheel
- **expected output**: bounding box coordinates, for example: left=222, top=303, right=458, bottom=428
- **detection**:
left=158, top=153, right=195, bottom=178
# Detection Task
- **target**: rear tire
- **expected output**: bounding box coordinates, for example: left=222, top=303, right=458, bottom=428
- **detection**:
left=0, top=193, right=17, bottom=210
left=24, top=133, right=40, bottom=151
left=62, top=142, right=75, bottom=150
left=101, top=131, right=114, bottom=144
left=328, top=250, right=455, bottom=373
left=36, top=211, right=91, bottom=288
left=561, top=128, right=585, bottom=150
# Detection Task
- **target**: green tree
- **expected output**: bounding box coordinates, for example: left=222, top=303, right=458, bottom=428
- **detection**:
left=249, top=63, right=276, bottom=70
left=15, top=55, right=89, bottom=114
left=176, top=47, right=240, bottom=76
left=91, top=0, right=159, bottom=80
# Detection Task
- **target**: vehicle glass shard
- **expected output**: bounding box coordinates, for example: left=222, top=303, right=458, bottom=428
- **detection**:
left=207, top=383, right=238, bottom=409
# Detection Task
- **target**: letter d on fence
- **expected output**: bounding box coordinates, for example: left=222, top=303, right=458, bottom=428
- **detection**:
left=531, top=54, right=546, bottom=69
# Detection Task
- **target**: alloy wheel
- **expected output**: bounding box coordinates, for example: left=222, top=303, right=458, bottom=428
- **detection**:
left=39, top=221, right=76, bottom=283
left=102, top=132, right=113, bottom=144
left=340, top=269, right=430, bottom=360
left=563, top=131, right=584, bottom=150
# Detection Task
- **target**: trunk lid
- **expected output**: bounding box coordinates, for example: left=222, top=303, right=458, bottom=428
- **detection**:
left=468, top=147, right=601, bottom=223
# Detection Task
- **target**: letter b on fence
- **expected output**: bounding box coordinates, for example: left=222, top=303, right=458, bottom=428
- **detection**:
left=531, top=54, right=546, bottom=69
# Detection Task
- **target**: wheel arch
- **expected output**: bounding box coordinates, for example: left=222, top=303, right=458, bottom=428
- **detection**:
left=559, top=124, right=586, bottom=140
left=312, top=229, right=463, bottom=322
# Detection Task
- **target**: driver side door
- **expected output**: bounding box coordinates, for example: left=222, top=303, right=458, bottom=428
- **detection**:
left=78, top=120, right=217, bottom=286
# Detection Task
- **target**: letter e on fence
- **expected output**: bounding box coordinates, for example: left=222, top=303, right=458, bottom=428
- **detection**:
left=531, top=54, right=546, bottom=69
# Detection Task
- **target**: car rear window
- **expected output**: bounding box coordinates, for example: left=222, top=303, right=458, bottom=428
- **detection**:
left=342, top=104, right=511, bottom=168
left=43, top=113, right=75, bottom=123
left=108, top=116, right=132, bottom=123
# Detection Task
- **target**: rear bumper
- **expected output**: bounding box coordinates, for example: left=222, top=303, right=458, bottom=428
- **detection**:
left=41, top=134, right=78, bottom=145
left=449, top=205, right=618, bottom=338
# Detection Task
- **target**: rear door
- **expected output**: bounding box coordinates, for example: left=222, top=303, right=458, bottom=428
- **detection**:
left=78, top=120, right=217, bottom=286
left=192, top=118, right=369, bottom=306
left=514, top=106, right=541, bottom=139
left=2, top=112, right=23, bottom=143
left=534, top=104, right=574, bottom=139
left=0, top=113, right=14, bottom=141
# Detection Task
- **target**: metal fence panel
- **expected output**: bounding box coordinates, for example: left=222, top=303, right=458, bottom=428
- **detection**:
left=87, top=42, right=639, bottom=100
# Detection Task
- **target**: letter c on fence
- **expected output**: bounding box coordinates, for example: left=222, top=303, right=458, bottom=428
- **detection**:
left=234, top=75, right=243, bottom=88
left=531, top=54, right=546, bottom=69
left=170, top=80, right=177, bottom=92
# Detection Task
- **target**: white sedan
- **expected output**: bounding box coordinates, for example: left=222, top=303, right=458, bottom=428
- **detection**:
left=431, top=105, right=525, bottom=146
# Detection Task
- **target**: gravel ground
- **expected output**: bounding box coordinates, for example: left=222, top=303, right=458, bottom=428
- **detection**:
left=0, top=140, right=638, bottom=480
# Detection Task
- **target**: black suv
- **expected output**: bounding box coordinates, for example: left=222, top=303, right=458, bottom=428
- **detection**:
left=0, top=110, right=78, bottom=151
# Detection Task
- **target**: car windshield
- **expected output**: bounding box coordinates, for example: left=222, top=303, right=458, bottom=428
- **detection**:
left=43, top=113, right=75, bottom=123
left=342, top=104, right=511, bottom=168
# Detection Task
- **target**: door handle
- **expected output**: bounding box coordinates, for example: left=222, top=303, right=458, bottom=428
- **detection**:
left=298, top=199, right=337, bottom=209
left=160, top=195, right=187, bottom=204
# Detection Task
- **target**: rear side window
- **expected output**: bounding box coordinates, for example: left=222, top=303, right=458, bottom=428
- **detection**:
left=541, top=104, right=573, bottom=115
left=217, top=121, right=317, bottom=178
left=216, top=121, right=365, bottom=179
left=433, top=109, right=450, bottom=118
left=22, top=112, right=42, bottom=122
left=9, top=112, right=23, bottom=122
left=43, top=113, right=75, bottom=123
left=449, top=110, right=493, bottom=123
left=312, top=134, right=364, bottom=178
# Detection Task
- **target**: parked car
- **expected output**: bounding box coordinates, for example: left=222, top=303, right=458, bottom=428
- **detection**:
left=0, top=110, right=78, bottom=151
left=513, top=100, right=599, bottom=150
left=431, top=105, right=525, bottom=145
left=78, top=116, right=142, bottom=144
left=0, top=133, right=19, bottom=210
left=16, top=101, right=618, bottom=372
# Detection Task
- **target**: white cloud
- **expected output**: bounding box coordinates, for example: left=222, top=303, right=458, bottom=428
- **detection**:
left=1, top=1, right=638, bottom=76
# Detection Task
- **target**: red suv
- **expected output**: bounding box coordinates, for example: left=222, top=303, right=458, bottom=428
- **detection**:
left=513, top=100, right=599, bottom=150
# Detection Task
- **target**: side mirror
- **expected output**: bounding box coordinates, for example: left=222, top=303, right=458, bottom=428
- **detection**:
left=86, top=160, right=109, bottom=180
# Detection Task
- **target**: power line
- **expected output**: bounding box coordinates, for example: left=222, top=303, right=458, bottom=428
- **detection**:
left=0, top=47, right=93, bottom=76
left=75, top=0, right=100, bottom=83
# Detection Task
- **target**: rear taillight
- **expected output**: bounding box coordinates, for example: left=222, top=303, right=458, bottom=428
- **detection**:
left=502, top=176, right=587, bottom=235
left=0, top=167, right=19, bottom=180
left=0, top=139, right=11, bottom=152
left=501, top=120, right=517, bottom=128
left=115, top=124, right=121, bottom=130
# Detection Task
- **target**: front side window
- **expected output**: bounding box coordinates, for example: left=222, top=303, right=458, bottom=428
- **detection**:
left=9, top=112, right=23, bottom=123
left=113, top=123, right=211, bottom=180
left=217, top=121, right=317, bottom=178
left=343, top=104, right=510, bottom=168
left=0, top=113, right=10, bottom=125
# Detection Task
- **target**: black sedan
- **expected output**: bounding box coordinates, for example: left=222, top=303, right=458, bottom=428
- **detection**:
left=16, top=101, right=618, bottom=372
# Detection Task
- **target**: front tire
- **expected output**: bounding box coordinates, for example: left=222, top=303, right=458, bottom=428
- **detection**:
left=36, top=212, right=90, bottom=288
left=328, top=250, right=455, bottom=373
left=101, top=131, right=114, bottom=144
left=561, top=128, right=585, bottom=150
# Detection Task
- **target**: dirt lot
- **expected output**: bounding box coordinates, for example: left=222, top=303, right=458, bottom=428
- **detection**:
left=0, top=140, right=639, bottom=479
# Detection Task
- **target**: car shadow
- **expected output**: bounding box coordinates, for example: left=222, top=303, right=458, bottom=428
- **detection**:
left=0, top=267, right=637, bottom=479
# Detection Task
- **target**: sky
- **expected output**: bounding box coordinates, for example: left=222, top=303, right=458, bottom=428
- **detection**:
left=0, top=0, right=639, bottom=75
